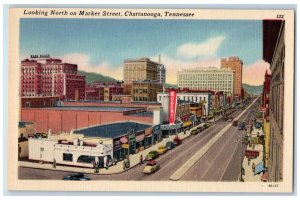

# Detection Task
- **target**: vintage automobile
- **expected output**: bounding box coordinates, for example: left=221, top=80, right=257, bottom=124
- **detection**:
left=145, top=150, right=159, bottom=161
left=62, top=173, right=91, bottom=181
left=157, top=145, right=167, bottom=155
left=191, top=129, right=197, bottom=135
left=173, top=136, right=182, bottom=146
left=143, top=160, right=160, bottom=174
left=166, top=141, right=175, bottom=150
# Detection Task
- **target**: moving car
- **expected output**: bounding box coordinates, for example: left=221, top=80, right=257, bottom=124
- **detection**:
left=166, top=141, right=175, bottom=150
left=157, top=145, right=167, bottom=155
left=145, top=150, right=159, bottom=161
left=143, top=160, right=160, bottom=174
left=62, top=173, right=91, bottom=181
left=232, top=120, right=239, bottom=126
left=173, top=136, right=182, bottom=146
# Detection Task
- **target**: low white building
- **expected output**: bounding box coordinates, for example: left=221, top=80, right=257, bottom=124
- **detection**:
left=28, top=137, right=113, bottom=168
left=157, top=92, right=212, bottom=117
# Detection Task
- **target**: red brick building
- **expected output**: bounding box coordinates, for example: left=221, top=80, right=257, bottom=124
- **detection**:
left=21, top=96, right=59, bottom=108
left=85, top=81, right=123, bottom=101
left=21, top=58, right=86, bottom=101
left=262, top=70, right=272, bottom=109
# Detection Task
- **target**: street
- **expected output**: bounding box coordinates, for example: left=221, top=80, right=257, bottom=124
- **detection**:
left=19, top=98, right=258, bottom=181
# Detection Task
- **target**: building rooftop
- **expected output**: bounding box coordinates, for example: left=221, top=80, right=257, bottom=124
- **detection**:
left=74, top=122, right=151, bottom=138
left=45, top=106, right=141, bottom=112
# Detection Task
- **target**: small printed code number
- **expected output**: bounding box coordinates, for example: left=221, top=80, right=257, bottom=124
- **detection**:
left=277, top=15, right=284, bottom=19
left=268, top=184, right=279, bottom=188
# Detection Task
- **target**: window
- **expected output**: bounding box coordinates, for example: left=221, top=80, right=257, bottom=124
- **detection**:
left=77, top=155, right=95, bottom=163
left=63, top=153, right=73, bottom=162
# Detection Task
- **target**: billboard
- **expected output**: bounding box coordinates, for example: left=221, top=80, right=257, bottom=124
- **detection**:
left=169, top=89, right=177, bottom=124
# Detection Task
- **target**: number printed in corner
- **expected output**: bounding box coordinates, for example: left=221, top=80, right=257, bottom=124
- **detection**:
left=277, top=14, right=284, bottom=19
left=268, top=183, right=279, bottom=188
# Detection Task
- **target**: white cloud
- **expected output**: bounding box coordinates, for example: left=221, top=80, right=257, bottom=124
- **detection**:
left=58, top=53, right=123, bottom=81
left=177, top=36, right=226, bottom=59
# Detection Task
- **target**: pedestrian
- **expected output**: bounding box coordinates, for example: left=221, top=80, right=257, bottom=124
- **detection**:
left=252, top=163, right=255, bottom=173
left=53, top=158, right=56, bottom=168
left=140, top=154, right=143, bottom=164
left=106, top=159, right=109, bottom=170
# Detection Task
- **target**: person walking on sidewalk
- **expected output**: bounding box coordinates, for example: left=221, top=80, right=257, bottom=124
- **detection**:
left=252, top=163, right=256, bottom=173
left=140, top=154, right=143, bottom=164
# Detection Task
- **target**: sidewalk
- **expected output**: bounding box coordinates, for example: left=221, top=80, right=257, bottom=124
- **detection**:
left=241, top=126, right=264, bottom=182
left=19, top=123, right=200, bottom=175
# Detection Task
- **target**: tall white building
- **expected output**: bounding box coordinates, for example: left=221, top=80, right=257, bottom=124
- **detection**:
left=157, top=64, right=166, bottom=84
left=177, top=67, right=234, bottom=95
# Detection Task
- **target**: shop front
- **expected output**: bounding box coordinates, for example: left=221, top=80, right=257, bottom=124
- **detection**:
left=152, top=125, right=161, bottom=144
left=135, top=131, right=145, bottom=153
left=144, top=127, right=153, bottom=148
left=113, top=138, right=126, bottom=162
left=161, top=123, right=183, bottom=137
left=128, top=132, right=136, bottom=155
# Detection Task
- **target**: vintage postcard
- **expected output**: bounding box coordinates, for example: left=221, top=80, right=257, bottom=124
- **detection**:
left=7, top=7, right=294, bottom=192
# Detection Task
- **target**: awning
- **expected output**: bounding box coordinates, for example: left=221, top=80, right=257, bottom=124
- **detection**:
left=254, top=162, right=266, bottom=175
left=261, top=171, right=269, bottom=182
left=183, top=121, right=193, bottom=127
left=136, top=134, right=145, bottom=142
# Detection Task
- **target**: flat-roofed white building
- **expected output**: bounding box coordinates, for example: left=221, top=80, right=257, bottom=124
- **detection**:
left=177, top=67, right=234, bottom=95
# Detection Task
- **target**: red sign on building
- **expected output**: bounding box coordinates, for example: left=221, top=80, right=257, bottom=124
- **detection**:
left=169, top=89, right=177, bottom=124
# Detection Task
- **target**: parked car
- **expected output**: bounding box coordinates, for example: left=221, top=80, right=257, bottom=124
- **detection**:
left=143, top=160, right=160, bottom=174
left=157, top=145, right=167, bottom=155
left=191, top=129, right=197, bottom=135
left=63, top=173, right=91, bottom=181
left=166, top=141, right=175, bottom=150
left=145, top=150, right=159, bottom=161
left=203, top=123, right=210, bottom=129
left=173, top=136, right=182, bottom=146
left=232, top=120, right=239, bottom=126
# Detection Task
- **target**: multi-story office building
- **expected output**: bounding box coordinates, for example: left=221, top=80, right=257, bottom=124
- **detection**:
left=221, top=57, right=243, bottom=100
left=177, top=67, right=234, bottom=95
left=21, top=58, right=86, bottom=101
left=263, top=20, right=284, bottom=182
left=132, top=80, right=163, bottom=102
left=157, top=64, right=166, bottom=84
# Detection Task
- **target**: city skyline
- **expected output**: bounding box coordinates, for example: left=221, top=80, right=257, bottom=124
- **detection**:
left=21, top=18, right=269, bottom=86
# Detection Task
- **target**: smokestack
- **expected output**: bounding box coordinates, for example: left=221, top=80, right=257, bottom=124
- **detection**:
left=159, top=54, right=161, bottom=64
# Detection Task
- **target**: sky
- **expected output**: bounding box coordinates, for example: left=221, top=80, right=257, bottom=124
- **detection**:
left=20, top=18, right=270, bottom=86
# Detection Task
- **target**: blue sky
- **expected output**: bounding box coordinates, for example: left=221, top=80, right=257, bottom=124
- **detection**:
left=20, top=18, right=268, bottom=85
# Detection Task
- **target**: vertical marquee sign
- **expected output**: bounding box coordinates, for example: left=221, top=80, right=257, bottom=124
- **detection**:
left=169, top=89, right=177, bottom=124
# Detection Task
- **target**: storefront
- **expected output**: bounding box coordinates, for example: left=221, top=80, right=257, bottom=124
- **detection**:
left=144, top=127, right=153, bottom=148
left=152, top=125, right=161, bottom=144
left=160, top=122, right=183, bottom=137
left=113, top=138, right=126, bottom=161
left=135, top=131, right=145, bottom=152
left=128, top=132, right=136, bottom=154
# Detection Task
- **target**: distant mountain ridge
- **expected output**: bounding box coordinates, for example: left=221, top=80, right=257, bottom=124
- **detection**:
left=78, top=70, right=118, bottom=84
left=242, top=83, right=263, bottom=95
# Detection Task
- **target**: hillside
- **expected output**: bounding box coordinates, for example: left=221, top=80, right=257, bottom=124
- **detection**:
left=242, top=83, right=263, bottom=95
left=78, top=70, right=118, bottom=84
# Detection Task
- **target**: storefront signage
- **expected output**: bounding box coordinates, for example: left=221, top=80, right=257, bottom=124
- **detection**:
left=169, top=89, right=177, bottom=124
left=153, top=125, right=160, bottom=134
left=128, top=133, right=135, bottom=144
left=160, top=123, right=183, bottom=130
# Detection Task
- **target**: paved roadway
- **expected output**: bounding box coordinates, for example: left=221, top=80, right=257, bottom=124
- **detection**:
left=19, top=98, right=257, bottom=181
